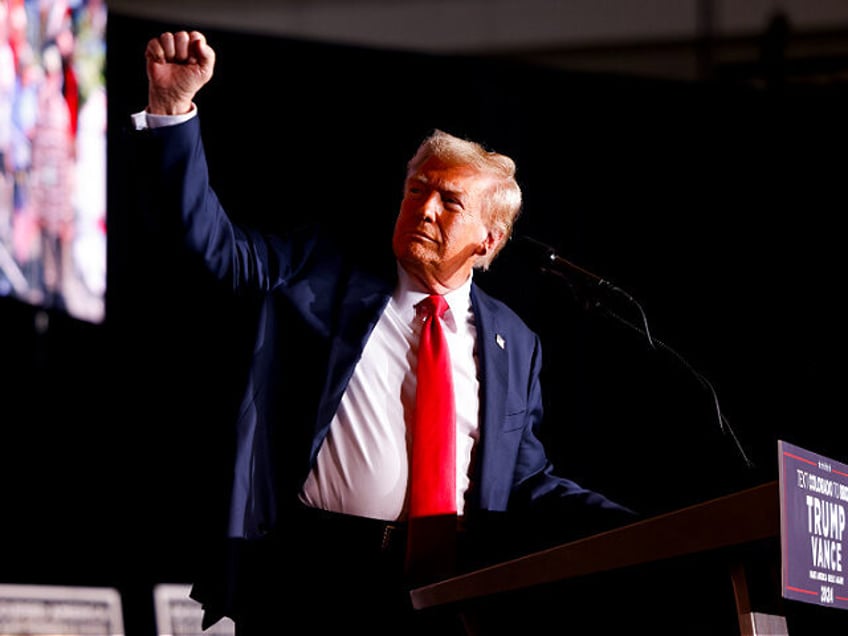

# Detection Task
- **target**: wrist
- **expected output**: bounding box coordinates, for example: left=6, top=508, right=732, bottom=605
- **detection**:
left=147, top=95, right=194, bottom=116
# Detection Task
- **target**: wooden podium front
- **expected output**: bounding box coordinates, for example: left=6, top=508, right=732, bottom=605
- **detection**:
left=411, top=481, right=787, bottom=635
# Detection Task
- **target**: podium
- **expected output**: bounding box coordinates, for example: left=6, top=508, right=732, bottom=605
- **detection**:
left=411, top=481, right=791, bottom=635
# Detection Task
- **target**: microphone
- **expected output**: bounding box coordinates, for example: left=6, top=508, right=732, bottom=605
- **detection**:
left=510, top=234, right=755, bottom=471
left=512, top=235, right=613, bottom=291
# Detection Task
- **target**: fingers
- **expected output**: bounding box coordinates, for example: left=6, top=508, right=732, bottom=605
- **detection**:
left=188, top=31, right=214, bottom=63
left=144, top=36, right=165, bottom=63
left=146, top=30, right=212, bottom=65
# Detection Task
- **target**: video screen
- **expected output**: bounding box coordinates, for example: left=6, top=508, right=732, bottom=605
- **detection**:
left=0, top=0, right=106, bottom=323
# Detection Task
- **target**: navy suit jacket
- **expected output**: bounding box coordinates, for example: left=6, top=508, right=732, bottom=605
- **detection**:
left=135, top=115, right=635, bottom=616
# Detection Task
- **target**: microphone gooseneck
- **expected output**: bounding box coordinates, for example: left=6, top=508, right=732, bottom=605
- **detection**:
left=513, top=234, right=754, bottom=471
left=513, top=235, right=654, bottom=345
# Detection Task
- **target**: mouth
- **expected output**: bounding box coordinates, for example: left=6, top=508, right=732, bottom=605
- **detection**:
left=407, top=230, right=437, bottom=244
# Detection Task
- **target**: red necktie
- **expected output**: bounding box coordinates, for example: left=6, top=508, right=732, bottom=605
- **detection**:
left=409, top=294, right=456, bottom=518
left=406, top=294, right=457, bottom=584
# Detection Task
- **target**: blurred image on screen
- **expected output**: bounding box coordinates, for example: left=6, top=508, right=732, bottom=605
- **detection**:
left=0, top=0, right=106, bottom=323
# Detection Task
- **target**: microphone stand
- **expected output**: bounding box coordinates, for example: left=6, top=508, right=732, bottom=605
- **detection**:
left=522, top=236, right=755, bottom=471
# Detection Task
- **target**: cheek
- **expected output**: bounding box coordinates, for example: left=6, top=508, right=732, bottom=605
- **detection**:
left=393, top=215, right=413, bottom=247
left=391, top=222, right=406, bottom=254
left=444, top=218, right=481, bottom=247
left=395, top=205, right=416, bottom=229
left=392, top=213, right=420, bottom=255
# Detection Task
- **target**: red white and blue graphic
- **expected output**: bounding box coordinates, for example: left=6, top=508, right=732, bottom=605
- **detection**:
left=779, top=440, right=848, bottom=610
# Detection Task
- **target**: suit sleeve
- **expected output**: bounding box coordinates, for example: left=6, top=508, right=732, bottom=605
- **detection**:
left=509, top=331, right=639, bottom=547
left=134, top=115, right=319, bottom=294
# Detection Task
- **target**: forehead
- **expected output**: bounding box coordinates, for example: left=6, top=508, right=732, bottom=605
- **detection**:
left=408, top=157, right=494, bottom=194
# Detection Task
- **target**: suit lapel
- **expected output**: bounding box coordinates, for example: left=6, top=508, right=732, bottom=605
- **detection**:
left=470, top=285, right=510, bottom=507
left=311, top=268, right=394, bottom=461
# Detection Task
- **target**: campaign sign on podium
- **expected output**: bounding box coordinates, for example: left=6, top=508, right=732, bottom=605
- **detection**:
left=778, top=440, right=848, bottom=610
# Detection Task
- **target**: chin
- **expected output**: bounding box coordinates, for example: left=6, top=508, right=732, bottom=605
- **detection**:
left=397, top=239, right=434, bottom=262
left=399, top=248, right=438, bottom=277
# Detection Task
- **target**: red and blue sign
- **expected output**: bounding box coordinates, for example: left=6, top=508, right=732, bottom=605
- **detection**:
left=779, top=440, right=848, bottom=610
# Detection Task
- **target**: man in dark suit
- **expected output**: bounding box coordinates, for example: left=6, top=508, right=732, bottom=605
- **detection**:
left=132, top=30, right=636, bottom=635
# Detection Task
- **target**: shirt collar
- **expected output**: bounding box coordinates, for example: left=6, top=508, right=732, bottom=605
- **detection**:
left=393, top=264, right=473, bottom=327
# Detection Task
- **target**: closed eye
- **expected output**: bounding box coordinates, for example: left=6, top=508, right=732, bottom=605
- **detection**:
left=443, top=195, right=464, bottom=211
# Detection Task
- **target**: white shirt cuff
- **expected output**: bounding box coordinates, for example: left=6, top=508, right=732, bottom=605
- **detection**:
left=131, top=104, right=198, bottom=130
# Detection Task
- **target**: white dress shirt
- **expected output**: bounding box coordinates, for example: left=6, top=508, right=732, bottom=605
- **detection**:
left=299, top=266, right=481, bottom=521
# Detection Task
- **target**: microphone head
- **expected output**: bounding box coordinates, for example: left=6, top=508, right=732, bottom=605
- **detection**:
left=510, top=235, right=558, bottom=269
left=510, top=234, right=610, bottom=290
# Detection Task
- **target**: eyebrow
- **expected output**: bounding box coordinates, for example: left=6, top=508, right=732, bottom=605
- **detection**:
left=409, top=174, right=467, bottom=198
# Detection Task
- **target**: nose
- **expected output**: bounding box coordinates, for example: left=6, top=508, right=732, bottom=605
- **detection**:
left=420, top=191, right=442, bottom=221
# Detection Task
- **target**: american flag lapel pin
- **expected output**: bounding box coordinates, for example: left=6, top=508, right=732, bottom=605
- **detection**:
left=496, top=334, right=505, bottom=350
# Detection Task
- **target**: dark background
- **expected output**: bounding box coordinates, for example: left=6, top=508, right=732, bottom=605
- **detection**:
left=1, top=10, right=847, bottom=635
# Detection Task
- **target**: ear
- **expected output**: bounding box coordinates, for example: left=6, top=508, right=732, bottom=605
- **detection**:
left=476, top=227, right=504, bottom=256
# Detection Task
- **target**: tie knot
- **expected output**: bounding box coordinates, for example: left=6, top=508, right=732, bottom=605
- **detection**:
left=419, top=294, right=449, bottom=321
